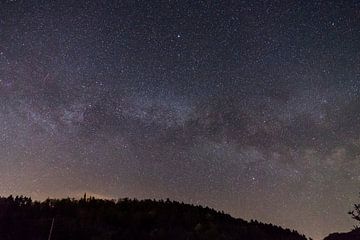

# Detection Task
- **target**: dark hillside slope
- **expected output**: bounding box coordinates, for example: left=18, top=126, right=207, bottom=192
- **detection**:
left=0, top=195, right=309, bottom=240
left=324, top=228, right=360, bottom=240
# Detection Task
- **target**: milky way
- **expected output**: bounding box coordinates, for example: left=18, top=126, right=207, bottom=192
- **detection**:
left=1, top=1, right=360, bottom=239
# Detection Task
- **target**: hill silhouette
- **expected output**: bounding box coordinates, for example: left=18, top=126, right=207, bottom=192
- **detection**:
left=324, top=228, right=360, bottom=240
left=0, top=195, right=310, bottom=240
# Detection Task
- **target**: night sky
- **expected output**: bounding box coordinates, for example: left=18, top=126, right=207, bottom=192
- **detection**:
left=1, top=1, right=360, bottom=239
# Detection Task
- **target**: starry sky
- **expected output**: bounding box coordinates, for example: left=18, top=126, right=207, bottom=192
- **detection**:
left=1, top=0, right=360, bottom=239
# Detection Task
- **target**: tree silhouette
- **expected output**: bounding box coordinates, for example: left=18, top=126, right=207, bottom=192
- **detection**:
left=0, top=195, right=310, bottom=240
left=349, top=195, right=360, bottom=229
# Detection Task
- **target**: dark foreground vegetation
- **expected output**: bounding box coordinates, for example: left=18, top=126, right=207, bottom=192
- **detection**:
left=0, top=195, right=309, bottom=240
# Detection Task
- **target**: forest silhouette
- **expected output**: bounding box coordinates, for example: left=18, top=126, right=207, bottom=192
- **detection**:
left=0, top=194, right=311, bottom=240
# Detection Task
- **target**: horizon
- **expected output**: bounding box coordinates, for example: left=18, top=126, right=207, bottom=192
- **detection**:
left=0, top=191, right=356, bottom=240
left=1, top=1, right=360, bottom=240
left=0, top=194, right=314, bottom=240
left=0, top=193, right=334, bottom=240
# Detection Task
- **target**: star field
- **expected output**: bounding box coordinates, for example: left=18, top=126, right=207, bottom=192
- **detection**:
left=1, top=1, right=360, bottom=239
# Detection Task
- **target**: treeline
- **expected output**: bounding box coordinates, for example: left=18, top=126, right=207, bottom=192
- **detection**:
left=0, top=195, right=310, bottom=240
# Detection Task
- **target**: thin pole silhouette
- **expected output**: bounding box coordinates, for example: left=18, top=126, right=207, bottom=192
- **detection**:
left=47, top=217, right=54, bottom=240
